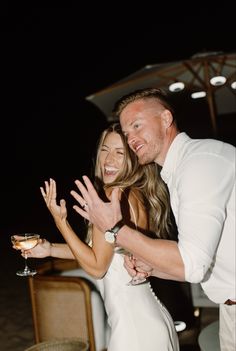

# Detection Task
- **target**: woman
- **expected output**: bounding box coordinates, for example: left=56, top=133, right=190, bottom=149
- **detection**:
left=16, top=123, right=179, bottom=351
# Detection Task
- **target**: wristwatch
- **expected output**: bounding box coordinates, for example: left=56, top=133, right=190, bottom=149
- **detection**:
left=104, top=219, right=125, bottom=244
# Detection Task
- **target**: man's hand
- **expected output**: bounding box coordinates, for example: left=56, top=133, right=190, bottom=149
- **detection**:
left=124, top=254, right=153, bottom=279
left=70, top=176, right=122, bottom=232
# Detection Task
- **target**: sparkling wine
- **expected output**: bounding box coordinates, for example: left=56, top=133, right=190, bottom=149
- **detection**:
left=14, top=237, right=39, bottom=250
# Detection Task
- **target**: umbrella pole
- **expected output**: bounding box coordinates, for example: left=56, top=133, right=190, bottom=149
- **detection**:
left=204, top=61, right=218, bottom=137
left=206, top=89, right=218, bottom=137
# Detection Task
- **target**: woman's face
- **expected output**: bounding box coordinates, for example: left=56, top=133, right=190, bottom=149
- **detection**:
left=99, top=132, right=125, bottom=184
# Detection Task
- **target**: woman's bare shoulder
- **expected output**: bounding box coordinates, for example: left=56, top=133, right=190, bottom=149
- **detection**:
left=127, top=188, right=145, bottom=206
left=125, top=188, right=148, bottom=230
left=104, top=186, right=144, bottom=207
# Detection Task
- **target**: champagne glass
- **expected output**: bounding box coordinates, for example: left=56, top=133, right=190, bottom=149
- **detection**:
left=11, top=233, right=40, bottom=276
left=127, top=276, right=147, bottom=286
left=127, top=254, right=148, bottom=286
left=116, top=248, right=148, bottom=286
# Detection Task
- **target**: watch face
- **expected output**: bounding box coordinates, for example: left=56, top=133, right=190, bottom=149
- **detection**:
left=105, top=230, right=115, bottom=244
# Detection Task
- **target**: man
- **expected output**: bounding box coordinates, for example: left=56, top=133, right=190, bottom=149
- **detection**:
left=71, top=88, right=235, bottom=350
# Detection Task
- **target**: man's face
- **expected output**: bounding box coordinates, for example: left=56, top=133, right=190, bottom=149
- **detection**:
left=120, top=98, right=168, bottom=166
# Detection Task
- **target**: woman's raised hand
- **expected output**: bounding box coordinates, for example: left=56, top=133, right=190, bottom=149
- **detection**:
left=40, top=178, right=67, bottom=221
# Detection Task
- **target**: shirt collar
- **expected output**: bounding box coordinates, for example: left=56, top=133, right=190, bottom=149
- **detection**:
left=161, top=132, right=190, bottom=183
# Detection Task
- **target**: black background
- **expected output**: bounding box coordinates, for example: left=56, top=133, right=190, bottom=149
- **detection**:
left=1, top=4, right=235, bottom=247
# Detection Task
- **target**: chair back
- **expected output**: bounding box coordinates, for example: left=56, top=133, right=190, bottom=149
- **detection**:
left=28, top=273, right=96, bottom=351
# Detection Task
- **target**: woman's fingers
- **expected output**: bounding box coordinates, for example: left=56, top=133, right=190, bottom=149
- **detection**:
left=74, top=179, right=91, bottom=205
left=72, top=204, right=90, bottom=220
left=82, top=176, right=101, bottom=202
left=40, top=178, right=57, bottom=206
left=70, top=189, right=87, bottom=209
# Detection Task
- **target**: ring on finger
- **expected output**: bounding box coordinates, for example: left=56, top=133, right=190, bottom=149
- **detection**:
left=82, top=203, right=88, bottom=210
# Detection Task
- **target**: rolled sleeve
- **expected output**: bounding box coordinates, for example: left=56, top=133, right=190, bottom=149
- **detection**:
left=178, top=240, right=212, bottom=283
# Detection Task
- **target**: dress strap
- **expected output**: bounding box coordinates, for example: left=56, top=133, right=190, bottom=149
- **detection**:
left=120, top=188, right=138, bottom=230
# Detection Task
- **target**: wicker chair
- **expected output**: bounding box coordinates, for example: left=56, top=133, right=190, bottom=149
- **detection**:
left=24, top=338, right=89, bottom=351
left=28, top=260, right=97, bottom=351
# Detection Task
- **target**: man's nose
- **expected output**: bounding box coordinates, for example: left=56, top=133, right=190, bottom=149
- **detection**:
left=127, top=134, right=136, bottom=147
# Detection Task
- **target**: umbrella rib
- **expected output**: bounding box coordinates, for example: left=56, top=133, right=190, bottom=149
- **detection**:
left=183, top=61, right=207, bottom=89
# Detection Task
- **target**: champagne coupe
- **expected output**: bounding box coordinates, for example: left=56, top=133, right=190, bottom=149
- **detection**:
left=11, top=233, right=40, bottom=276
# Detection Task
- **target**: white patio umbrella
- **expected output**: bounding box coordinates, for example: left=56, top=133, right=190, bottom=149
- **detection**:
left=86, top=51, right=236, bottom=136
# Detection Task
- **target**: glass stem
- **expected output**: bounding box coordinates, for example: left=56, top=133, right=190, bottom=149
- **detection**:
left=24, top=252, right=30, bottom=273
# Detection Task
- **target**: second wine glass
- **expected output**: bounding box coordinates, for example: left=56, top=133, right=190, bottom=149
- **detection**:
left=126, top=254, right=148, bottom=286
left=11, top=233, right=40, bottom=276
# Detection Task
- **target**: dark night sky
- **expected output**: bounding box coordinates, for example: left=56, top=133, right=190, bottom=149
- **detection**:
left=1, top=4, right=235, bottom=244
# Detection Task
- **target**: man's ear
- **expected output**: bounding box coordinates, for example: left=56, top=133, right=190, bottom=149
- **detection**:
left=161, top=109, right=173, bottom=128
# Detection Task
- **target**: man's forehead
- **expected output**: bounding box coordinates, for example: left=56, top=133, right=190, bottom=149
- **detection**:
left=121, top=98, right=163, bottom=115
left=120, top=99, right=163, bottom=124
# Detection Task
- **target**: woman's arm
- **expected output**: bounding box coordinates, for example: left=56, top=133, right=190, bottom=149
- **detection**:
left=47, top=242, right=75, bottom=259
left=12, top=236, right=75, bottom=259
left=40, top=178, right=114, bottom=279
left=55, top=218, right=113, bottom=279
left=54, top=186, right=148, bottom=279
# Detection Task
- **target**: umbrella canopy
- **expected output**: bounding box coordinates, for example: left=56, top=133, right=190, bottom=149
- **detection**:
left=86, top=51, right=236, bottom=136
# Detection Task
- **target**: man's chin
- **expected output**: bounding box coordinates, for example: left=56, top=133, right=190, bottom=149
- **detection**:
left=137, top=154, right=152, bottom=165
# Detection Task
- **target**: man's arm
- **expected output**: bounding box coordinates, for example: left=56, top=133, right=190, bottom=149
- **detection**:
left=124, top=255, right=184, bottom=281
left=118, top=226, right=185, bottom=281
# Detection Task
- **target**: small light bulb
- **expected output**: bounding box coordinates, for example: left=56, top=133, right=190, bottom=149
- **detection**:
left=231, top=81, right=236, bottom=89
left=169, top=82, right=185, bottom=92
left=191, top=91, right=206, bottom=99
left=210, top=76, right=226, bottom=86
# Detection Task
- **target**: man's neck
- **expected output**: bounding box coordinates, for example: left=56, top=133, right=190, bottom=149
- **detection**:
left=155, top=126, right=179, bottom=166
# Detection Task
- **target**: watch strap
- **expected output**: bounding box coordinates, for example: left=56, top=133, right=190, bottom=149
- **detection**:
left=110, top=219, right=125, bottom=235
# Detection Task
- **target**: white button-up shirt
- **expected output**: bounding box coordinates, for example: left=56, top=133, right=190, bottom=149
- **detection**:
left=161, top=132, right=235, bottom=304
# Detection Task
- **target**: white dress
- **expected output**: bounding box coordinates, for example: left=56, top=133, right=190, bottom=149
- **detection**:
left=96, top=247, right=180, bottom=351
